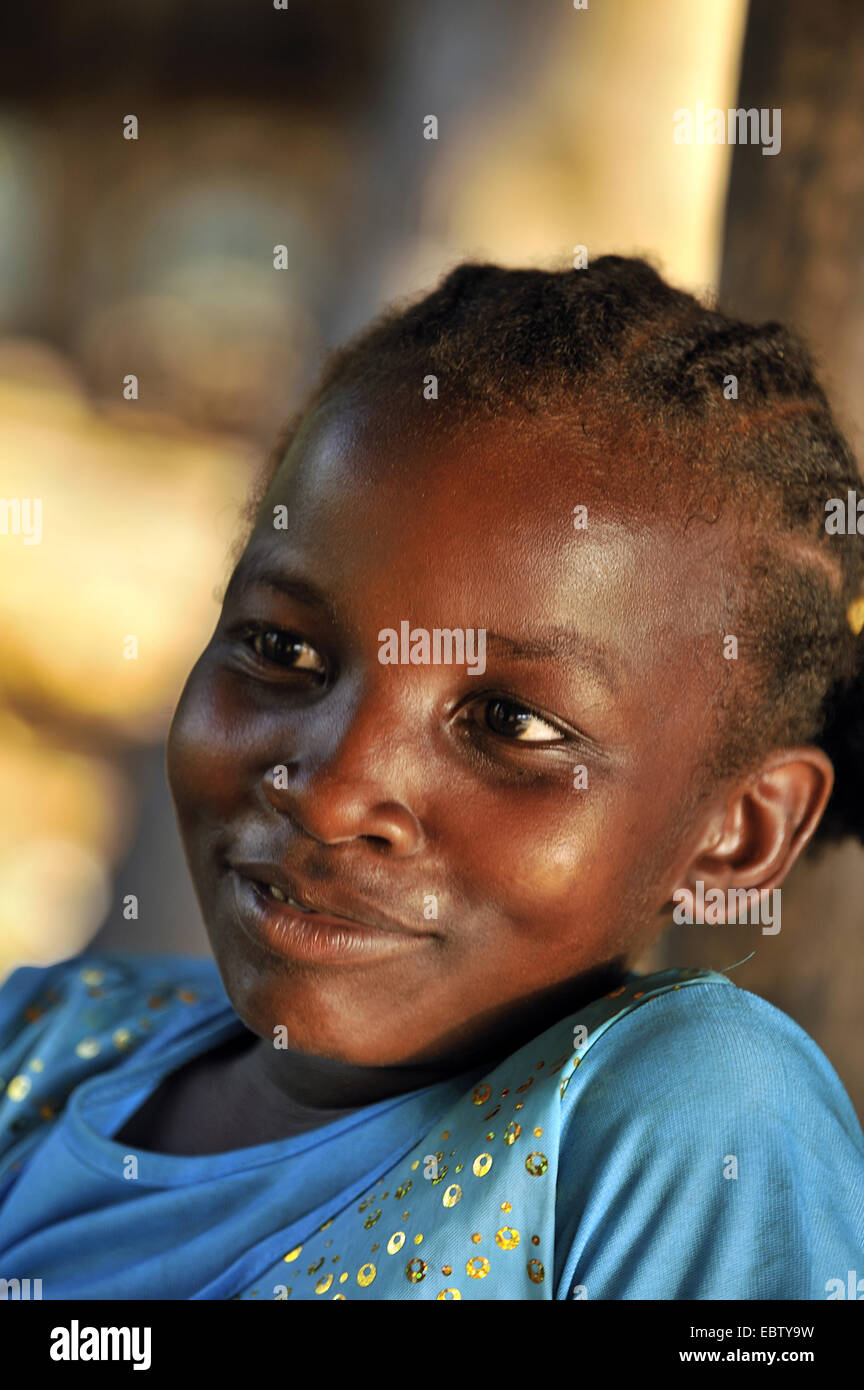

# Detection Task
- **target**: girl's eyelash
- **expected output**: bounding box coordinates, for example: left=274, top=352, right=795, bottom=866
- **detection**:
left=464, top=695, right=571, bottom=745
left=236, top=623, right=328, bottom=677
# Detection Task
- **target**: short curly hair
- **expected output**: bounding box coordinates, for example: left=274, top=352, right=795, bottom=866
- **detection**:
left=241, top=255, right=864, bottom=847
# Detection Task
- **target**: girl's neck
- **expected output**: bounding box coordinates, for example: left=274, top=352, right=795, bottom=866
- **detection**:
left=245, top=1040, right=493, bottom=1111
left=239, top=959, right=628, bottom=1111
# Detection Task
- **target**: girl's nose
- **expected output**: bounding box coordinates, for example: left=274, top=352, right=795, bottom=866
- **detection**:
left=262, top=760, right=423, bottom=853
left=259, top=680, right=427, bottom=853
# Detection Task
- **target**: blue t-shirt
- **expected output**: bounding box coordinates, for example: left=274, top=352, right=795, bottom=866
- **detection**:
left=0, top=952, right=861, bottom=1300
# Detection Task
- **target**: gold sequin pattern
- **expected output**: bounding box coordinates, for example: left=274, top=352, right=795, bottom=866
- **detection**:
left=495, top=1227, right=520, bottom=1250
left=525, top=1152, right=548, bottom=1177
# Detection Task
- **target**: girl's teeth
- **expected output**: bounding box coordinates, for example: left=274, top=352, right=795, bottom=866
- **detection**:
left=267, top=884, right=318, bottom=913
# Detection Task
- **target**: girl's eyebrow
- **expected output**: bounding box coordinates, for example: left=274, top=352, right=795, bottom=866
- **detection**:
left=485, top=630, right=620, bottom=692
left=228, top=551, right=620, bottom=692
left=225, top=554, right=341, bottom=625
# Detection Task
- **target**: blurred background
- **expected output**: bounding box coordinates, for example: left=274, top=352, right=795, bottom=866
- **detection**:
left=1, top=0, right=863, bottom=1114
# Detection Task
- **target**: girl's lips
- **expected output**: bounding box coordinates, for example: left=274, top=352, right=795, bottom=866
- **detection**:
left=230, top=870, right=431, bottom=965
left=228, top=858, right=416, bottom=933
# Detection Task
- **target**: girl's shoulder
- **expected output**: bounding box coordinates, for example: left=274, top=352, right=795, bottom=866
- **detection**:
left=555, top=963, right=863, bottom=1140
left=0, top=951, right=228, bottom=1157
left=550, top=966, right=864, bottom=1299
left=0, top=949, right=225, bottom=1041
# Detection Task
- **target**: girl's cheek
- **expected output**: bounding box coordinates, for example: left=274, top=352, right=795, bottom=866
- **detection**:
left=166, top=657, right=248, bottom=819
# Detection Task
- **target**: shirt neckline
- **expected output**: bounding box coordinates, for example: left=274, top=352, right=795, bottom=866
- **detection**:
left=62, top=1002, right=463, bottom=1183
left=56, top=965, right=688, bottom=1185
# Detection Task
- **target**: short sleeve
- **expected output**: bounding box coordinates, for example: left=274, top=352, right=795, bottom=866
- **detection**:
left=554, top=982, right=864, bottom=1300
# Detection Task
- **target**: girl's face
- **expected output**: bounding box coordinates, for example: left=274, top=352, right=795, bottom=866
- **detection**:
left=167, top=401, right=735, bottom=1065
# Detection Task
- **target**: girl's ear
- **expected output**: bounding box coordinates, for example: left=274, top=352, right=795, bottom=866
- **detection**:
left=676, top=746, right=834, bottom=896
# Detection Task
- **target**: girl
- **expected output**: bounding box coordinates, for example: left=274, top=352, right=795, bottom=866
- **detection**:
left=1, top=256, right=862, bottom=1300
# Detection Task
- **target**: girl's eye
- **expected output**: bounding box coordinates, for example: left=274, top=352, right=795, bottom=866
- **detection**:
left=244, top=628, right=327, bottom=678
left=482, top=697, right=566, bottom=743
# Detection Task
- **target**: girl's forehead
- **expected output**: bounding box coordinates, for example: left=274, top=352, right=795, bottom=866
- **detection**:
left=269, top=403, right=693, bottom=529
left=244, top=412, right=733, bottom=688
